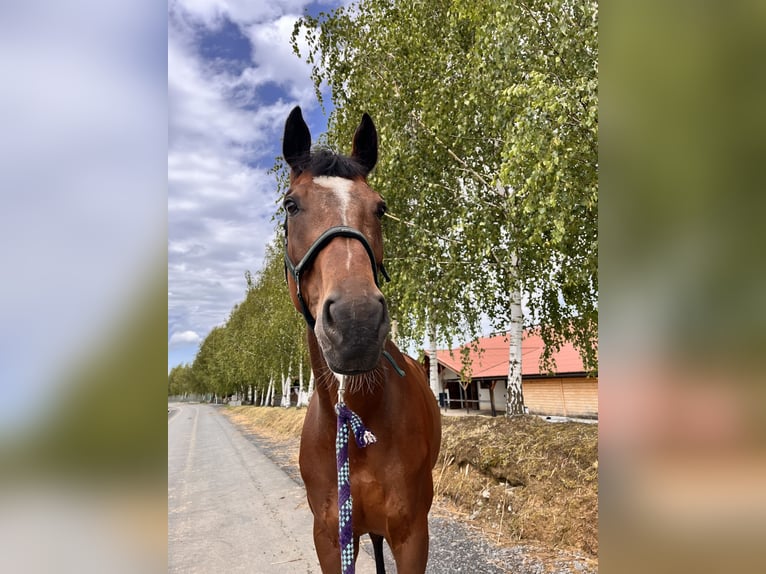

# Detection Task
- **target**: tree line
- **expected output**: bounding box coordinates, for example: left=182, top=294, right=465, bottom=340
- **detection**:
left=168, top=240, right=310, bottom=405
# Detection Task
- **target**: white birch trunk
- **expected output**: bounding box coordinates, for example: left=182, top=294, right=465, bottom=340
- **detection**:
left=428, top=322, right=440, bottom=399
left=281, top=364, right=291, bottom=408
left=266, top=377, right=274, bottom=407
left=307, top=370, right=315, bottom=404
left=506, top=252, right=525, bottom=415
left=296, top=361, right=305, bottom=407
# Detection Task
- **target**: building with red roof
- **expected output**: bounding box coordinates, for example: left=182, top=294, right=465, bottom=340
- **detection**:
left=426, top=331, right=597, bottom=418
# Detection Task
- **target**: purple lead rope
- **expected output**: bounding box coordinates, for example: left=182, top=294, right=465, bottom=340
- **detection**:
left=335, top=401, right=376, bottom=574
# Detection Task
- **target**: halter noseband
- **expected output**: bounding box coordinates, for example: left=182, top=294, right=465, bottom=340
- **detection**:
left=283, top=223, right=390, bottom=330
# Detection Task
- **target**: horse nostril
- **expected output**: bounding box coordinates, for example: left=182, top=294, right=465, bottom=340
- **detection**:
left=375, top=296, right=386, bottom=319
left=322, top=298, right=336, bottom=327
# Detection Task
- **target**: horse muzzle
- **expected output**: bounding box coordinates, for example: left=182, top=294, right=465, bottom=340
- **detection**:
left=315, top=291, right=390, bottom=374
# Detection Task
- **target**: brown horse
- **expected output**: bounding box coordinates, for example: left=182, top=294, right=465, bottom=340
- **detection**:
left=281, top=106, right=441, bottom=574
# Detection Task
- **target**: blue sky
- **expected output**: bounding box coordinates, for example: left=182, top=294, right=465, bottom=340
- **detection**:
left=168, top=0, right=348, bottom=370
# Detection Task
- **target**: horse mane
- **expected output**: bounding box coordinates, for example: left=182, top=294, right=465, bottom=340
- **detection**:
left=290, top=147, right=368, bottom=179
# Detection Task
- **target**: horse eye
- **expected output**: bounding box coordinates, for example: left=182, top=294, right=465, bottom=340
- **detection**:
left=376, top=202, right=387, bottom=219
left=284, top=198, right=299, bottom=216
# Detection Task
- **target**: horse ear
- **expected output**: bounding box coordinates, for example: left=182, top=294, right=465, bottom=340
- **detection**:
left=351, top=113, right=378, bottom=176
left=283, top=106, right=311, bottom=170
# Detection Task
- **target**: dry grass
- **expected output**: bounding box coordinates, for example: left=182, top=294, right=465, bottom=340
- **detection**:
left=222, top=406, right=597, bottom=557
left=227, top=405, right=307, bottom=440
left=436, top=415, right=598, bottom=556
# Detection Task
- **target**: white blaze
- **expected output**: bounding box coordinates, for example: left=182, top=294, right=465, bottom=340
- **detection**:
left=313, top=176, right=355, bottom=269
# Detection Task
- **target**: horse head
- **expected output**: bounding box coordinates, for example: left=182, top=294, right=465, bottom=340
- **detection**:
left=281, top=106, right=390, bottom=375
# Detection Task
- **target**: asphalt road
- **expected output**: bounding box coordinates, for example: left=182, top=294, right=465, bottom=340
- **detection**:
left=168, top=403, right=378, bottom=574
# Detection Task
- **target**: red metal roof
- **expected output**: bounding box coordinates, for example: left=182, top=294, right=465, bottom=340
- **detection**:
left=434, top=331, right=587, bottom=378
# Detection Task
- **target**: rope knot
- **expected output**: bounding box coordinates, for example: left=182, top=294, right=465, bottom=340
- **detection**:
left=335, top=402, right=377, bottom=447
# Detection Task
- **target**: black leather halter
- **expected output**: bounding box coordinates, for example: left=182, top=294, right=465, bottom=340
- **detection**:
left=283, top=223, right=390, bottom=330
left=282, top=219, right=403, bottom=377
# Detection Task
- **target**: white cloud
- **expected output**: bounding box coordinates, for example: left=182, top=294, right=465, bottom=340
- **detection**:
left=168, top=34, right=259, bottom=153
left=240, top=16, right=318, bottom=101
left=170, top=0, right=314, bottom=31
left=169, top=330, right=202, bottom=346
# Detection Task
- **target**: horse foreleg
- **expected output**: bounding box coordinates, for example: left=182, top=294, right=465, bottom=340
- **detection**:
left=389, top=517, right=429, bottom=574
left=313, top=519, right=341, bottom=574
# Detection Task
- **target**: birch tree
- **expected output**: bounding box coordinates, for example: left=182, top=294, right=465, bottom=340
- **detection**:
left=294, top=0, right=597, bottom=414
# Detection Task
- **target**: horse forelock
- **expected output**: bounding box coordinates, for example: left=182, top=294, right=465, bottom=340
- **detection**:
left=291, top=147, right=368, bottom=180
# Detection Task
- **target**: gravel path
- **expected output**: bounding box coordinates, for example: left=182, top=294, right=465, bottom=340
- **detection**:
left=234, top=415, right=597, bottom=574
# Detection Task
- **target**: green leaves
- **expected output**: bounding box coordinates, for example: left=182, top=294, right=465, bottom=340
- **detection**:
left=292, top=0, right=597, bottom=368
